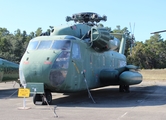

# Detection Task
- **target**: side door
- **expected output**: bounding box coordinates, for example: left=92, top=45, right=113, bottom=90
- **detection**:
left=70, top=42, right=83, bottom=89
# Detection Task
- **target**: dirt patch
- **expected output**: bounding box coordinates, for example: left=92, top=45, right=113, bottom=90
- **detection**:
left=140, top=69, right=166, bottom=80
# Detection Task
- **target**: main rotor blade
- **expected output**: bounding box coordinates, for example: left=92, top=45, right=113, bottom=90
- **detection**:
left=151, top=30, right=166, bottom=34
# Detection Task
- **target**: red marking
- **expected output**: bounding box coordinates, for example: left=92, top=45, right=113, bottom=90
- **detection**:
left=44, top=61, right=52, bottom=64
left=23, top=61, right=29, bottom=64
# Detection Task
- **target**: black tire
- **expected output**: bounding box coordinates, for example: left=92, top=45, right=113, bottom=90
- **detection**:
left=119, top=85, right=125, bottom=92
left=124, top=85, right=130, bottom=93
left=33, top=94, right=42, bottom=105
left=119, top=85, right=130, bottom=93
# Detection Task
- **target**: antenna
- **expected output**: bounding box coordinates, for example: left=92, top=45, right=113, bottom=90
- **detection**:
left=129, top=22, right=136, bottom=55
left=129, top=22, right=132, bottom=34
left=133, top=23, right=135, bottom=35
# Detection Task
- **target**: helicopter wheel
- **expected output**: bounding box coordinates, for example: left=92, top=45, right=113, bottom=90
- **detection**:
left=33, top=94, right=42, bottom=105
left=42, top=90, right=52, bottom=105
left=119, top=85, right=130, bottom=93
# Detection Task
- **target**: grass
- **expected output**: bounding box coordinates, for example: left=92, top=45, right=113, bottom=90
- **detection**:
left=140, top=69, right=166, bottom=80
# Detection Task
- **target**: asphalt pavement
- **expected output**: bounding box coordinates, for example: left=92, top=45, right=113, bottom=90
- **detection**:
left=0, top=80, right=166, bottom=120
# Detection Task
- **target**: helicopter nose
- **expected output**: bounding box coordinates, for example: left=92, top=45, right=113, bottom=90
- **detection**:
left=48, top=51, right=69, bottom=87
left=49, top=70, right=67, bottom=87
left=19, top=70, right=26, bottom=85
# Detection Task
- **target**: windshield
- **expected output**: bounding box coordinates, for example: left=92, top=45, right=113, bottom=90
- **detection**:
left=27, top=40, right=71, bottom=50
left=51, top=40, right=71, bottom=50
left=27, top=41, right=39, bottom=50
left=37, top=40, right=53, bottom=49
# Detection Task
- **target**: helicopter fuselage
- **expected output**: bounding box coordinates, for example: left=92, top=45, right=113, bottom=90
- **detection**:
left=19, top=17, right=142, bottom=104
left=19, top=35, right=128, bottom=93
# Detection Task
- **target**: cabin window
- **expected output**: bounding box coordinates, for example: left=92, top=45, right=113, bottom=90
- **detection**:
left=119, top=60, right=126, bottom=67
left=27, top=41, right=39, bottom=50
left=72, top=43, right=81, bottom=59
left=51, top=40, right=71, bottom=50
left=37, top=40, right=53, bottom=49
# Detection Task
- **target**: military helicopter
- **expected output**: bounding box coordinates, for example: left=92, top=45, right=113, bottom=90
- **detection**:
left=0, top=58, right=19, bottom=83
left=19, top=12, right=142, bottom=105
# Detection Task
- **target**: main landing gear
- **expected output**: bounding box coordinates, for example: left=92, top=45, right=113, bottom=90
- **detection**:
left=33, top=90, right=52, bottom=105
left=119, top=85, right=130, bottom=93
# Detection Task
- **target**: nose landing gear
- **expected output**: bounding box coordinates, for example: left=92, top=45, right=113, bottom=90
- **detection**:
left=119, top=85, right=130, bottom=93
left=33, top=90, right=52, bottom=105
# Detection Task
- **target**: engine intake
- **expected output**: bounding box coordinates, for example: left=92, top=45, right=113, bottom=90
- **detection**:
left=90, top=27, right=120, bottom=52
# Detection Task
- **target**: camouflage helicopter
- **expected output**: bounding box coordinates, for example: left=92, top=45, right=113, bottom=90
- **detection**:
left=19, top=12, right=142, bottom=105
left=0, top=58, right=19, bottom=83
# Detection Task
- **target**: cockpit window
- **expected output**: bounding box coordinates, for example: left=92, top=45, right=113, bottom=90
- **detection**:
left=27, top=41, right=39, bottom=50
left=72, top=43, right=81, bottom=59
left=37, top=40, right=53, bottom=49
left=27, top=39, right=71, bottom=50
left=52, top=51, right=70, bottom=69
left=51, top=40, right=71, bottom=50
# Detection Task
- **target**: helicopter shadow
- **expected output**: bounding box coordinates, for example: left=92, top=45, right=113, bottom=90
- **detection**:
left=0, top=88, right=18, bottom=99
left=51, top=85, right=166, bottom=108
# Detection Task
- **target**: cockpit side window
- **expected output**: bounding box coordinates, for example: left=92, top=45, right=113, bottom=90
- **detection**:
left=27, top=41, right=39, bottom=50
left=52, top=51, right=70, bottom=69
left=72, top=43, right=81, bottom=59
left=37, top=40, right=52, bottom=49
left=51, top=40, right=71, bottom=50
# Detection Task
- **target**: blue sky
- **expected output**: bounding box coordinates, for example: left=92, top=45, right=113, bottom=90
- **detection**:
left=0, top=0, right=166, bottom=42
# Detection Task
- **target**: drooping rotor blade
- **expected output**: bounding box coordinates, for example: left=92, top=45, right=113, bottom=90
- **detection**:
left=151, top=30, right=166, bottom=34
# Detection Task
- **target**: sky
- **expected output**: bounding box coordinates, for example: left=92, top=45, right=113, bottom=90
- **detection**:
left=0, top=0, right=166, bottom=42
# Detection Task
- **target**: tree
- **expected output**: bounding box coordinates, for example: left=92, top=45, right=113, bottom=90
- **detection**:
left=35, top=27, right=42, bottom=37
left=128, top=34, right=166, bottom=69
left=127, top=41, right=146, bottom=68
left=113, top=25, right=128, bottom=34
left=0, top=28, right=13, bottom=60
left=1, top=25, right=166, bottom=69
left=144, top=34, right=166, bottom=68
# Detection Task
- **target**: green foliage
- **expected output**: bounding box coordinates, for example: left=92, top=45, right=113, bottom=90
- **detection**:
left=112, top=25, right=166, bottom=69
left=0, top=27, right=54, bottom=63
left=127, top=41, right=146, bottom=68
left=113, top=25, right=128, bottom=34
left=0, top=27, right=43, bottom=63
left=0, top=28, right=13, bottom=60
left=35, top=27, right=42, bottom=37
left=13, top=29, right=27, bottom=62
left=127, top=34, right=166, bottom=69
left=0, top=25, right=166, bottom=69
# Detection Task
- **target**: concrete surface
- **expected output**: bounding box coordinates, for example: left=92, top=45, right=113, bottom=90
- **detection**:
left=0, top=80, right=166, bottom=120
